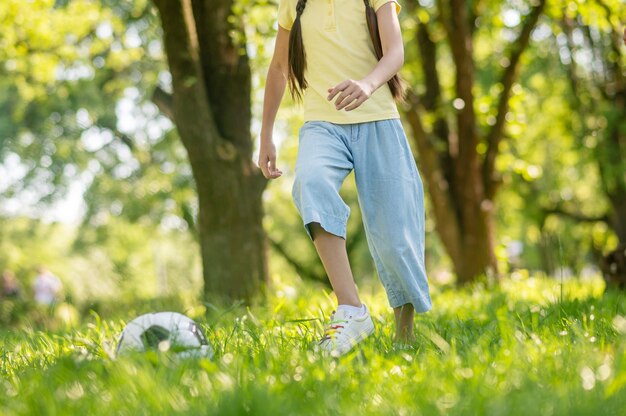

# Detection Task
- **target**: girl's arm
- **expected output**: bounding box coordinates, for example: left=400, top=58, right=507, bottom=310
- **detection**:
left=328, top=2, right=404, bottom=111
left=258, top=26, right=290, bottom=179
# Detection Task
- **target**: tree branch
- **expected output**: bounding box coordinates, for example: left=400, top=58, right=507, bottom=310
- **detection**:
left=543, top=205, right=610, bottom=224
left=152, top=87, right=174, bottom=120
left=181, top=201, right=198, bottom=240
left=413, top=17, right=455, bottom=190
left=437, top=0, right=481, bottom=217
left=560, top=17, right=584, bottom=106
left=112, top=129, right=134, bottom=151
left=595, top=0, right=625, bottom=85
left=438, top=0, right=476, bottom=134
left=468, top=0, right=484, bottom=36
left=413, top=16, right=442, bottom=111
left=267, top=237, right=331, bottom=289
left=482, top=0, right=546, bottom=199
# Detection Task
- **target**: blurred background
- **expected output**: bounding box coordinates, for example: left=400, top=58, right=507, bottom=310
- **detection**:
left=0, top=0, right=624, bottom=327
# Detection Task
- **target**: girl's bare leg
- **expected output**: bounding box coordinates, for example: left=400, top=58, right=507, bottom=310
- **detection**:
left=309, top=222, right=361, bottom=307
left=309, top=222, right=415, bottom=342
left=393, top=303, right=415, bottom=343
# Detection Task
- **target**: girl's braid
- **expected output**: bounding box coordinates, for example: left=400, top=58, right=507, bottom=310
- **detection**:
left=362, top=0, right=406, bottom=101
left=287, top=0, right=309, bottom=102
left=295, top=0, right=308, bottom=15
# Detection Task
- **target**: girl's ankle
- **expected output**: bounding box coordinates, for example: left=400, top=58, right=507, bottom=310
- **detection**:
left=393, top=331, right=416, bottom=345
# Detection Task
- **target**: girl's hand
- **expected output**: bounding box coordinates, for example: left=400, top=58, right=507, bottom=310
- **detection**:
left=327, top=79, right=374, bottom=111
left=257, top=139, right=283, bottom=179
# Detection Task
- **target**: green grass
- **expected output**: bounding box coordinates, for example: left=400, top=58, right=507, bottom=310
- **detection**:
left=1, top=274, right=625, bottom=415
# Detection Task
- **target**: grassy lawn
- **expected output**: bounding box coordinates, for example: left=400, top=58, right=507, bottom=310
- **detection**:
left=1, top=275, right=625, bottom=415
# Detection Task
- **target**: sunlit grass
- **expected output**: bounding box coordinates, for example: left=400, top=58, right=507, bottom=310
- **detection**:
left=1, top=274, right=625, bottom=415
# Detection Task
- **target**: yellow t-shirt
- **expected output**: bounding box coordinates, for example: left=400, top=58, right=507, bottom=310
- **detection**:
left=277, top=0, right=402, bottom=124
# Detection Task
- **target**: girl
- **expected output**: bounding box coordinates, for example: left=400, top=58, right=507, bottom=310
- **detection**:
left=258, top=0, right=432, bottom=355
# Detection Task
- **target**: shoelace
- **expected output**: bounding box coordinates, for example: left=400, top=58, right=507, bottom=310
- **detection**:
left=320, top=311, right=349, bottom=343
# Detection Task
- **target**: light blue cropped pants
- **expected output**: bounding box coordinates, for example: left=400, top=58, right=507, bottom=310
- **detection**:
left=291, top=118, right=432, bottom=312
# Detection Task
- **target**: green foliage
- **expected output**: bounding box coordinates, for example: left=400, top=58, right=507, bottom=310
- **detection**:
left=0, top=0, right=197, bottom=232
left=495, top=40, right=609, bottom=273
left=1, top=275, right=625, bottom=414
left=1, top=0, right=142, bottom=196
left=492, top=0, right=626, bottom=274
left=0, top=0, right=623, bottom=302
left=0, top=216, right=202, bottom=315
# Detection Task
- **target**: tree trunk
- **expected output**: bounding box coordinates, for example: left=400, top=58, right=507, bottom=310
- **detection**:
left=406, top=91, right=497, bottom=285
left=404, top=0, right=545, bottom=284
left=153, top=0, right=267, bottom=302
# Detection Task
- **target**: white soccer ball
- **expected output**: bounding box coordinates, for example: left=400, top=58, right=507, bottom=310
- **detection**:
left=116, top=311, right=213, bottom=359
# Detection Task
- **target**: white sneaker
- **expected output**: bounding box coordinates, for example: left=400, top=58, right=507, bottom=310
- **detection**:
left=318, top=305, right=374, bottom=356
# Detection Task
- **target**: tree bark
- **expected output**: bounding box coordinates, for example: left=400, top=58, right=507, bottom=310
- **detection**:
left=153, top=0, right=267, bottom=302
